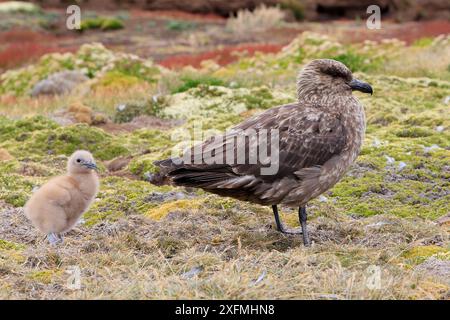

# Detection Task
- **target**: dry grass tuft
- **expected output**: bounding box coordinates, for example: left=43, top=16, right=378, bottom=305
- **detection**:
left=226, top=5, right=285, bottom=34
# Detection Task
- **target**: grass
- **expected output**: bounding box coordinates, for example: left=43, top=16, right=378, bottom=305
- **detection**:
left=226, top=4, right=285, bottom=34
left=280, top=0, right=305, bottom=21
left=166, top=20, right=196, bottom=32
left=171, top=76, right=225, bottom=93
left=331, top=52, right=381, bottom=72
left=0, top=199, right=448, bottom=299
left=0, top=32, right=449, bottom=299
left=80, top=17, right=124, bottom=31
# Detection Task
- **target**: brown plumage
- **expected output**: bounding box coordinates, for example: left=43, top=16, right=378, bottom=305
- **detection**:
left=148, top=59, right=373, bottom=245
left=24, top=150, right=99, bottom=244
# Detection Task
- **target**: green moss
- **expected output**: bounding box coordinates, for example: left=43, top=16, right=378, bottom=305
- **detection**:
left=0, top=116, right=58, bottom=142
left=402, top=246, right=448, bottom=265
left=127, top=131, right=173, bottom=177
left=114, top=102, right=148, bottom=123
left=166, top=20, right=196, bottom=31
left=84, top=176, right=171, bottom=226
left=11, top=124, right=129, bottom=160
left=395, top=127, right=433, bottom=138
left=111, top=58, right=160, bottom=84
left=113, top=97, right=168, bottom=123
left=0, top=174, right=35, bottom=207
left=27, top=270, right=60, bottom=284
left=403, top=115, right=444, bottom=127
left=0, top=239, right=25, bottom=251
left=80, top=17, right=103, bottom=30
left=133, top=129, right=172, bottom=150
left=80, top=17, right=124, bottom=31
left=1, top=116, right=160, bottom=162
left=367, top=111, right=399, bottom=126
left=161, top=85, right=292, bottom=120
left=331, top=173, right=383, bottom=198
left=100, top=18, right=124, bottom=30
left=147, top=199, right=203, bottom=221
left=172, top=76, right=225, bottom=94
left=280, top=0, right=305, bottom=21
left=412, top=37, right=434, bottom=48
left=236, top=87, right=277, bottom=109
left=95, top=71, right=142, bottom=89
left=331, top=52, right=380, bottom=72
left=128, top=155, right=160, bottom=177
left=0, top=159, right=20, bottom=175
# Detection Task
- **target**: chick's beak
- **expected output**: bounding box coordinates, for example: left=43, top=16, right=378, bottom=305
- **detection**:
left=82, top=161, right=98, bottom=171
left=349, top=78, right=373, bottom=95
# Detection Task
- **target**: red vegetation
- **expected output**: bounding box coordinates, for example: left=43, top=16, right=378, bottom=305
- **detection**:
left=158, top=43, right=283, bottom=69
left=0, top=29, right=52, bottom=43
left=0, top=30, right=76, bottom=69
left=327, top=20, right=450, bottom=44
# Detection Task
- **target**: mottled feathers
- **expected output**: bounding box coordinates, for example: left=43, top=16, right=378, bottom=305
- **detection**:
left=150, top=59, right=369, bottom=207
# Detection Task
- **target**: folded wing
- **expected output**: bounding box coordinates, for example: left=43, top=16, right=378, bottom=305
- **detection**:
left=156, top=102, right=347, bottom=204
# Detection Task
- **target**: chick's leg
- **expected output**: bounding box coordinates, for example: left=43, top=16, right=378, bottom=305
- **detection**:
left=47, top=233, right=63, bottom=245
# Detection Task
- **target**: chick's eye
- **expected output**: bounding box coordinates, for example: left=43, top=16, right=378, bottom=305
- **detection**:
left=76, top=159, right=81, bottom=163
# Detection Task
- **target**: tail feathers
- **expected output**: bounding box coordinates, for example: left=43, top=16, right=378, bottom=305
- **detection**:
left=148, top=157, right=241, bottom=189
left=171, top=170, right=233, bottom=188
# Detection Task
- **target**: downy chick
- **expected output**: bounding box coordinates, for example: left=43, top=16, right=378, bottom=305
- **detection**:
left=25, top=150, right=99, bottom=244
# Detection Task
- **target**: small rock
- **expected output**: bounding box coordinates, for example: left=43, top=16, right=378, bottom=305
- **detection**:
left=105, top=156, right=132, bottom=172
left=181, top=266, right=203, bottom=279
left=31, top=70, right=89, bottom=97
left=318, top=195, right=328, bottom=202
left=384, top=155, right=395, bottom=164
left=145, top=191, right=188, bottom=203
left=435, top=126, right=445, bottom=132
left=250, top=270, right=267, bottom=286
left=397, top=161, right=407, bottom=171
left=371, top=138, right=381, bottom=148
left=443, top=96, right=450, bottom=104
left=423, top=144, right=440, bottom=153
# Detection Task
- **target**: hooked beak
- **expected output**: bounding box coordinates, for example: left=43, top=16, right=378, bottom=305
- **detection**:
left=82, top=161, right=98, bottom=171
left=349, top=78, right=373, bottom=95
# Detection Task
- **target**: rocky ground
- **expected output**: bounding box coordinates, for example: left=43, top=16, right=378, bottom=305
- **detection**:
left=0, top=4, right=449, bottom=299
